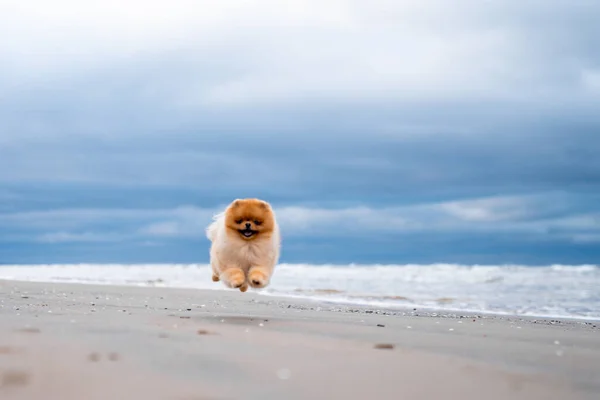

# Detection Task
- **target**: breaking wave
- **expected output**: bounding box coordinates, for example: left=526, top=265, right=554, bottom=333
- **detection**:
left=1, top=263, right=598, bottom=320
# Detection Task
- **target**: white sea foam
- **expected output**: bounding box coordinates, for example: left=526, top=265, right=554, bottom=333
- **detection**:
left=1, top=263, right=598, bottom=320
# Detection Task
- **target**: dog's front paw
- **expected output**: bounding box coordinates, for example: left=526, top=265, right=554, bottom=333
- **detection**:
left=221, top=268, right=246, bottom=290
left=248, top=268, right=270, bottom=289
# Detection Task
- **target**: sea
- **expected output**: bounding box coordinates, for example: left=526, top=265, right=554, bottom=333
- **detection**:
left=1, top=263, right=598, bottom=321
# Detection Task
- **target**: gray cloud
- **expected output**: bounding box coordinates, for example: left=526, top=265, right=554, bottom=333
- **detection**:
left=1, top=192, right=598, bottom=244
left=1, top=1, right=599, bottom=263
left=2, top=1, right=600, bottom=110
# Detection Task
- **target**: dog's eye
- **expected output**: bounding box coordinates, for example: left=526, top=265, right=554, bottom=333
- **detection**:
left=235, top=219, right=243, bottom=224
left=254, top=220, right=262, bottom=226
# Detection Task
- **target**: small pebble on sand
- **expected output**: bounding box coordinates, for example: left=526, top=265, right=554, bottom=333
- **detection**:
left=374, top=344, right=395, bottom=350
left=18, top=327, right=41, bottom=334
left=1, top=370, right=30, bottom=387
left=0, top=346, right=22, bottom=355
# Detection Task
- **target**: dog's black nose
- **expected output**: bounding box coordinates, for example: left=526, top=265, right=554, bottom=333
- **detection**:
left=245, top=222, right=251, bottom=229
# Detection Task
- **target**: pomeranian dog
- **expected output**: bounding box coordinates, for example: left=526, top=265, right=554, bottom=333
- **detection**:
left=206, top=198, right=281, bottom=292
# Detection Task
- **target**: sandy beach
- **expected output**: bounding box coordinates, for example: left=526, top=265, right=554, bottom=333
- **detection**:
left=0, top=280, right=598, bottom=400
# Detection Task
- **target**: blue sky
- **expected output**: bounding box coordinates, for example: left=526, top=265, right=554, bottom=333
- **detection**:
left=1, top=0, right=599, bottom=265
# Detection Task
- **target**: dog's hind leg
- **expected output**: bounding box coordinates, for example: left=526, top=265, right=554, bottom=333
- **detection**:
left=210, top=260, right=220, bottom=282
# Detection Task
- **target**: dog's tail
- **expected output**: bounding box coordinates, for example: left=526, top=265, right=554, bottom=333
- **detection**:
left=205, top=212, right=224, bottom=242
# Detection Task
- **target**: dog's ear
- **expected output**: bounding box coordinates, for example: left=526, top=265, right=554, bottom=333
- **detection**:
left=254, top=199, right=271, bottom=209
left=231, top=199, right=242, bottom=208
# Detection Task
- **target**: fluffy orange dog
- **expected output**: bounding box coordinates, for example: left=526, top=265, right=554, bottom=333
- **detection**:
left=206, top=198, right=281, bottom=292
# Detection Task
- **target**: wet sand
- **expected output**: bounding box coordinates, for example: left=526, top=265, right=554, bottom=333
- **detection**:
left=0, top=279, right=599, bottom=399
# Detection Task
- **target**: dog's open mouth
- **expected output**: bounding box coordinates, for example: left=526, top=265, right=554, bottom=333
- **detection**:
left=238, top=229, right=257, bottom=238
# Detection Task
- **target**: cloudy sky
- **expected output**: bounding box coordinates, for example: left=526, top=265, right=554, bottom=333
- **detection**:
left=1, top=0, right=599, bottom=265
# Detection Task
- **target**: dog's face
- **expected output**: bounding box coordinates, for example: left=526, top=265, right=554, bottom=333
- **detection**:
left=224, top=198, right=275, bottom=241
